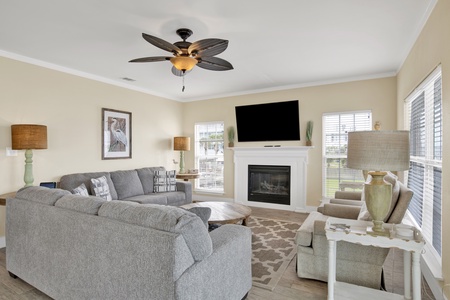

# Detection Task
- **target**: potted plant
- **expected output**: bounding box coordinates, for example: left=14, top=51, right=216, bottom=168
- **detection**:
left=227, top=126, right=235, bottom=147
left=306, top=121, right=313, bottom=146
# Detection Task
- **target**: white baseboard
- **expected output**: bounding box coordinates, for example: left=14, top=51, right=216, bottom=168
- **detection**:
left=0, top=236, right=5, bottom=248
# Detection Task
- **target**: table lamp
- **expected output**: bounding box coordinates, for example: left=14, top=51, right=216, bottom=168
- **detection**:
left=174, top=136, right=190, bottom=174
left=347, top=130, right=409, bottom=235
left=11, top=124, right=48, bottom=187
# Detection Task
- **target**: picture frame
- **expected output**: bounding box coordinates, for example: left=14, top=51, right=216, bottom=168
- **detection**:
left=102, top=108, right=132, bottom=159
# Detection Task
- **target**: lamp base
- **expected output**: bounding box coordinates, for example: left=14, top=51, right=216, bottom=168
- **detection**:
left=179, top=151, right=186, bottom=174
left=366, top=225, right=390, bottom=237
left=24, top=149, right=34, bottom=187
left=365, top=171, right=392, bottom=235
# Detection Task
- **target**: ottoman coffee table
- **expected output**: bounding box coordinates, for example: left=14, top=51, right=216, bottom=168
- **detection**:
left=181, top=201, right=252, bottom=226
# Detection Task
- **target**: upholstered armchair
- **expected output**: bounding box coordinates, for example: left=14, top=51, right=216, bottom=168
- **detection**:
left=295, top=174, right=413, bottom=289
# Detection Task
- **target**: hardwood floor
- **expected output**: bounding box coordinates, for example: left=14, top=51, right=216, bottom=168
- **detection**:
left=0, top=206, right=436, bottom=299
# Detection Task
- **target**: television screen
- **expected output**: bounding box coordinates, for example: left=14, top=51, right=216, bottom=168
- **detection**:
left=235, top=100, right=300, bottom=142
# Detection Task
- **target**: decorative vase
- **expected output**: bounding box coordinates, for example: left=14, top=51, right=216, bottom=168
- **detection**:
left=228, top=142, right=234, bottom=148
left=306, top=140, right=312, bottom=146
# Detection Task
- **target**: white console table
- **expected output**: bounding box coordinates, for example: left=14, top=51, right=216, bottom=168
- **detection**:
left=325, top=217, right=425, bottom=300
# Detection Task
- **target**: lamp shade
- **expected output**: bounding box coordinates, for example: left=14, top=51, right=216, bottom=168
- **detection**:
left=174, top=137, right=190, bottom=151
left=347, top=130, right=409, bottom=171
left=11, top=124, right=48, bottom=150
left=170, top=57, right=198, bottom=71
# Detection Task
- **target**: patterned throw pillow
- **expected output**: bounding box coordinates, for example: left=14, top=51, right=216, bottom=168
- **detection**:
left=72, top=183, right=89, bottom=196
left=90, top=176, right=112, bottom=201
left=153, top=170, right=177, bottom=193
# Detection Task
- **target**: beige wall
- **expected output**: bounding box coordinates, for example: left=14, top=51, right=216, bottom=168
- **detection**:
left=397, top=0, right=450, bottom=295
left=0, top=56, right=185, bottom=242
left=183, top=77, right=397, bottom=206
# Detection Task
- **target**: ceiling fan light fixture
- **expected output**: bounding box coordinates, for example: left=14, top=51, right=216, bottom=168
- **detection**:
left=170, top=57, right=198, bottom=71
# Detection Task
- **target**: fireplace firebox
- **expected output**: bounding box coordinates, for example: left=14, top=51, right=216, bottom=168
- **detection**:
left=248, top=165, right=290, bottom=205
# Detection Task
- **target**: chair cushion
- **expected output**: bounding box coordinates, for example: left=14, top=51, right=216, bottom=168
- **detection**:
left=296, top=211, right=329, bottom=247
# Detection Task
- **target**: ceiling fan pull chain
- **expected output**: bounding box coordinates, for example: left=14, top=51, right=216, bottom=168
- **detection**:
left=182, top=72, right=186, bottom=92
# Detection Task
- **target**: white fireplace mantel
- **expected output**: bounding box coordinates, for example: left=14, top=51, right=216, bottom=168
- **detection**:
left=232, top=146, right=312, bottom=212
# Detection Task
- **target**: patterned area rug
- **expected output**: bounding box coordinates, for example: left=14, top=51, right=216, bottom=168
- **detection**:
left=248, top=216, right=303, bottom=291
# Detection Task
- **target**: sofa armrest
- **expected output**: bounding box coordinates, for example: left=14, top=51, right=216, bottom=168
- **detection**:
left=175, top=225, right=252, bottom=300
left=329, top=198, right=363, bottom=206
left=313, top=220, right=327, bottom=236
left=334, top=191, right=362, bottom=200
left=321, top=203, right=360, bottom=219
left=176, top=181, right=192, bottom=203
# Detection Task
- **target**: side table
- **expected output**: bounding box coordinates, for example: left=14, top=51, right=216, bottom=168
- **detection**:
left=176, top=173, right=200, bottom=182
left=325, top=217, right=425, bottom=300
left=0, top=192, right=16, bottom=206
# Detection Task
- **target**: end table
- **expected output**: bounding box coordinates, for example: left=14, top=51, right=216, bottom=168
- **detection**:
left=176, top=173, right=200, bottom=182
left=325, top=217, right=425, bottom=300
left=0, top=192, right=16, bottom=206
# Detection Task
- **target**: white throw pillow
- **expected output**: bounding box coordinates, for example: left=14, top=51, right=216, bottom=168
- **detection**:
left=72, top=183, right=89, bottom=196
left=90, top=176, right=112, bottom=201
left=153, top=170, right=177, bottom=193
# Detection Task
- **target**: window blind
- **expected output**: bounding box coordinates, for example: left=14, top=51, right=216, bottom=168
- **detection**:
left=405, top=65, right=442, bottom=258
left=322, top=111, right=372, bottom=197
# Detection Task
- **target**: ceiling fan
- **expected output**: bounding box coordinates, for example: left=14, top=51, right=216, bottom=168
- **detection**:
left=129, top=28, right=234, bottom=80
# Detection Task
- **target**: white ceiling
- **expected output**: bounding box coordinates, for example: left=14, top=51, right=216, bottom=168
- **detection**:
left=0, top=0, right=436, bottom=102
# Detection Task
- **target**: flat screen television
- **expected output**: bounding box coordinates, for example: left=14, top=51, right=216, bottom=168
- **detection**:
left=235, top=100, right=300, bottom=142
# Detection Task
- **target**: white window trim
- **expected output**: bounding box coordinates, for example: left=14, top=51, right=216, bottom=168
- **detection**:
left=403, top=64, right=442, bottom=281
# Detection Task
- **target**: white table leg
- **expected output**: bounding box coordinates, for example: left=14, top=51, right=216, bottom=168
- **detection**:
left=412, top=251, right=421, bottom=300
left=328, top=240, right=336, bottom=300
left=404, top=250, right=411, bottom=299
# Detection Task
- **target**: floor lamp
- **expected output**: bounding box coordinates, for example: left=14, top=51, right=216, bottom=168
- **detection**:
left=174, top=136, right=190, bottom=174
left=11, top=124, right=48, bottom=187
left=347, top=130, right=409, bottom=235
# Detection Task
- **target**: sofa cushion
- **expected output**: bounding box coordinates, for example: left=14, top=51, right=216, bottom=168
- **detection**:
left=98, top=201, right=213, bottom=261
left=15, top=186, right=71, bottom=206
left=72, top=183, right=89, bottom=196
left=90, top=176, right=112, bottom=201
left=59, top=172, right=118, bottom=200
left=296, top=211, right=329, bottom=247
left=135, top=167, right=166, bottom=194
left=153, top=170, right=177, bottom=193
left=55, top=194, right=107, bottom=215
left=110, top=170, right=144, bottom=199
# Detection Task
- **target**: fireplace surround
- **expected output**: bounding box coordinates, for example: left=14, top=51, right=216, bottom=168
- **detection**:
left=233, top=146, right=311, bottom=212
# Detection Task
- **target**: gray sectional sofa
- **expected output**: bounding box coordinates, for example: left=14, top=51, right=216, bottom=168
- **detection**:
left=59, top=166, right=192, bottom=206
left=6, top=186, right=252, bottom=300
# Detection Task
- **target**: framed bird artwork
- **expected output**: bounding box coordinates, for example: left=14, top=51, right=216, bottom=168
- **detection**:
left=102, top=108, right=132, bottom=159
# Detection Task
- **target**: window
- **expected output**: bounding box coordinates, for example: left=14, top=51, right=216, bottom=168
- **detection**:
left=405, top=65, right=442, bottom=259
left=194, top=122, right=224, bottom=193
left=322, top=111, right=372, bottom=197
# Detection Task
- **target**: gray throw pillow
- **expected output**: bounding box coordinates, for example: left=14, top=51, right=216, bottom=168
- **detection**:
left=153, top=170, right=177, bottom=193
left=72, top=183, right=89, bottom=196
left=183, top=207, right=212, bottom=229
left=90, top=176, right=112, bottom=201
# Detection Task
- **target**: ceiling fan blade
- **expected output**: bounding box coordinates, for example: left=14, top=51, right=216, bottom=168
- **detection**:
left=129, top=56, right=171, bottom=63
left=171, top=66, right=192, bottom=77
left=142, top=33, right=181, bottom=54
left=197, top=57, right=234, bottom=71
left=188, top=39, right=228, bottom=57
